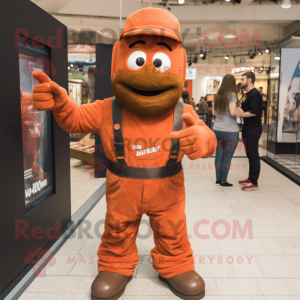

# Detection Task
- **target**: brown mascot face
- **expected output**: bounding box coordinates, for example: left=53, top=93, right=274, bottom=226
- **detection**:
left=111, top=35, right=186, bottom=116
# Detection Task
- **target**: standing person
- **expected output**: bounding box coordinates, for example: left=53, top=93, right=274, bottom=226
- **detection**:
left=181, top=91, right=190, bottom=104
left=206, top=96, right=213, bottom=112
left=235, top=72, right=262, bottom=191
left=198, top=97, right=209, bottom=113
left=189, top=97, right=196, bottom=110
left=259, top=87, right=267, bottom=101
left=212, top=74, right=239, bottom=187
left=259, top=87, right=268, bottom=124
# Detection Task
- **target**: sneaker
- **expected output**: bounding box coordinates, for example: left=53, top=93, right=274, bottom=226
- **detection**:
left=242, top=183, right=259, bottom=191
left=215, top=181, right=221, bottom=186
left=239, top=178, right=251, bottom=185
left=220, top=182, right=233, bottom=187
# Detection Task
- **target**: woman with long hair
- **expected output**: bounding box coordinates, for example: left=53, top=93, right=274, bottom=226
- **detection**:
left=212, top=74, right=239, bottom=187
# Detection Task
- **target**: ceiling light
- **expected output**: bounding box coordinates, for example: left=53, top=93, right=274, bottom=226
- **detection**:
left=224, top=55, right=229, bottom=59
left=178, top=0, right=185, bottom=3
left=258, top=51, right=262, bottom=55
left=225, top=0, right=231, bottom=2
left=199, top=51, right=207, bottom=60
left=260, top=67, right=264, bottom=70
left=224, top=22, right=237, bottom=39
left=265, top=48, right=270, bottom=54
left=225, top=33, right=236, bottom=39
left=281, top=0, right=291, bottom=8
left=275, top=56, right=281, bottom=60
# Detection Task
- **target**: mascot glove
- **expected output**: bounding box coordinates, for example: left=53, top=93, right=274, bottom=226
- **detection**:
left=32, top=70, right=68, bottom=111
left=171, top=113, right=215, bottom=160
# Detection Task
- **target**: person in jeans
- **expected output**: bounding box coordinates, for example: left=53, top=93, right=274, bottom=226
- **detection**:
left=212, top=74, right=239, bottom=187
left=235, top=72, right=262, bottom=191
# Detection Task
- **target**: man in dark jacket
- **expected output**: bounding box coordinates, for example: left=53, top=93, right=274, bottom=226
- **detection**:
left=235, top=72, right=262, bottom=191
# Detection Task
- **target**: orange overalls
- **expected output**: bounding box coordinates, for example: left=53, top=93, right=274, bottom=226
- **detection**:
left=50, top=95, right=214, bottom=278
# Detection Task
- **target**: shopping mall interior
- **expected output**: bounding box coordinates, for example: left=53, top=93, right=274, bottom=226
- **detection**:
left=1, top=0, right=300, bottom=299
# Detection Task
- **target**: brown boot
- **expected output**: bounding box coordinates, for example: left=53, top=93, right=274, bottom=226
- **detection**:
left=159, top=270, right=205, bottom=300
left=91, top=271, right=132, bottom=300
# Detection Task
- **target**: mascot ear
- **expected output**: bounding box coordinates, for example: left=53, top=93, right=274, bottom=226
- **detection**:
left=111, top=41, right=120, bottom=79
left=182, top=47, right=187, bottom=81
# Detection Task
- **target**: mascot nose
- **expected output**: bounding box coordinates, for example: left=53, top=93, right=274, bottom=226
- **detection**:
left=143, top=65, right=154, bottom=74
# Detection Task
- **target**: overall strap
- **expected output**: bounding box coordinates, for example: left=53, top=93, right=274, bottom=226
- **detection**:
left=112, top=97, right=127, bottom=169
left=166, top=101, right=184, bottom=170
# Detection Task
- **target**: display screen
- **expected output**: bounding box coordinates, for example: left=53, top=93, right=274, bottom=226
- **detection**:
left=18, top=37, right=54, bottom=211
left=278, top=48, right=300, bottom=143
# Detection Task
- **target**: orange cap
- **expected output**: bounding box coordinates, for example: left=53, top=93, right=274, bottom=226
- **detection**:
left=120, top=7, right=182, bottom=44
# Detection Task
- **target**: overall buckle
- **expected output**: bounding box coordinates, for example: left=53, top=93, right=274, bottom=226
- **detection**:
left=166, top=154, right=178, bottom=171
left=116, top=155, right=127, bottom=170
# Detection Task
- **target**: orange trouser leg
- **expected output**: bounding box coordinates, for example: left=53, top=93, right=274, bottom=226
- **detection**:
left=147, top=170, right=195, bottom=278
left=97, top=170, right=143, bottom=277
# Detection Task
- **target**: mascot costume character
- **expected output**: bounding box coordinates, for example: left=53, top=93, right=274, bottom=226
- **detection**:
left=32, top=7, right=216, bottom=300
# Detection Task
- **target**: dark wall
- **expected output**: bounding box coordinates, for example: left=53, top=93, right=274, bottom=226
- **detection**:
left=94, top=43, right=114, bottom=177
left=0, top=0, right=70, bottom=297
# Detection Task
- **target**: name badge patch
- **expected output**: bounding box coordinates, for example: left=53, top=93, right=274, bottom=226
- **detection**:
left=133, top=145, right=142, bottom=150
left=136, top=146, right=160, bottom=157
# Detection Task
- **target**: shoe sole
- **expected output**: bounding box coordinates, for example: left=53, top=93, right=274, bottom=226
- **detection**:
left=215, top=183, right=220, bottom=186
left=159, top=275, right=205, bottom=300
left=242, top=187, right=259, bottom=191
left=219, top=185, right=233, bottom=188
left=91, top=276, right=132, bottom=300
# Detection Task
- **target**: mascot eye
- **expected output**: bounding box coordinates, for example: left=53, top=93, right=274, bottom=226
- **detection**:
left=153, top=52, right=171, bottom=72
left=127, top=51, right=147, bottom=70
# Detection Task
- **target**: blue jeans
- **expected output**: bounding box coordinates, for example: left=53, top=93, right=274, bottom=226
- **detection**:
left=214, top=130, right=239, bottom=183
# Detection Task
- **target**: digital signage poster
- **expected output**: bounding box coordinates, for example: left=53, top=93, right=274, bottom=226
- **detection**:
left=18, top=37, right=54, bottom=210
left=278, top=49, right=300, bottom=142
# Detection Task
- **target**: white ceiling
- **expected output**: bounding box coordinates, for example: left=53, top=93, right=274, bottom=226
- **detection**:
left=31, top=0, right=300, bottom=20
left=31, top=0, right=300, bottom=62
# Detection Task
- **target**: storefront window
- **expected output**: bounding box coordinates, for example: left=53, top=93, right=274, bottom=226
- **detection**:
left=266, top=38, right=300, bottom=177
left=18, top=37, right=54, bottom=211
left=267, top=49, right=280, bottom=146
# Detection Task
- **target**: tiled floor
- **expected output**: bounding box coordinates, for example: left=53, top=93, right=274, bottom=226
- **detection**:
left=70, top=158, right=106, bottom=215
left=19, top=154, right=300, bottom=300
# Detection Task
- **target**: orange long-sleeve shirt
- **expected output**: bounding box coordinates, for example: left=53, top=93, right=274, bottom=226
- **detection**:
left=52, top=97, right=215, bottom=168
